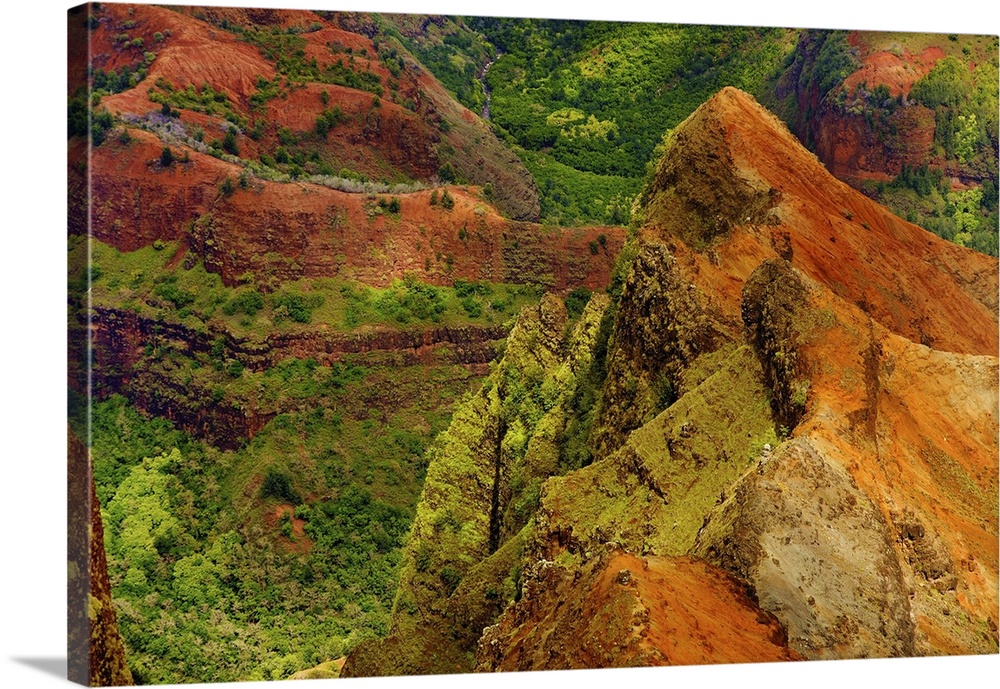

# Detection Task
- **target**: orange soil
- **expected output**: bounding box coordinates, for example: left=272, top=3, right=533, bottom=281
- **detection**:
left=94, top=4, right=276, bottom=105
left=843, top=43, right=947, bottom=97
left=488, top=553, right=800, bottom=670
left=649, top=87, right=997, bottom=357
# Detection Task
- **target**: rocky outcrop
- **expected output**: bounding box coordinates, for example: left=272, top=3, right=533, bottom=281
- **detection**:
left=68, top=427, right=133, bottom=687
left=91, top=306, right=506, bottom=376
left=590, top=243, right=733, bottom=457
left=497, top=87, right=997, bottom=669
left=694, top=438, right=915, bottom=659
left=741, top=259, right=812, bottom=431
left=538, top=344, right=775, bottom=560
left=637, top=95, right=780, bottom=247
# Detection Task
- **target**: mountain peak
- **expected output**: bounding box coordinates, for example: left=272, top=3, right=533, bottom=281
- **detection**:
left=636, top=87, right=785, bottom=248
left=636, top=87, right=997, bottom=357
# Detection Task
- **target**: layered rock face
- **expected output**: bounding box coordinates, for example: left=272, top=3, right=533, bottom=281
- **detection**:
left=346, top=87, right=997, bottom=674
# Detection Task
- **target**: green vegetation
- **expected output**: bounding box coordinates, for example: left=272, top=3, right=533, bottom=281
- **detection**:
left=383, top=16, right=494, bottom=113
left=82, top=239, right=541, bottom=338
left=457, top=19, right=792, bottom=225
left=75, top=14, right=1000, bottom=683
left=910, top=53, right=998, bottom=173
left=519, top=149, right=640, bottom=226
left=67, top=89, right=115, bottom=144
left=148, top=78, right=247, bottom=127
left=91, top=63, right=149, bottom=95
left=314, top=106, right=343, bottom=136
left=84, top=332, right=480, bottom=683
left=863, top=165, right=999, bottom=256
left=235, top=26, right=383, bottom=94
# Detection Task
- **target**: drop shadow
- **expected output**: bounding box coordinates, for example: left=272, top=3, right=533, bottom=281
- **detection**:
left=11, top=657, right=66, bottom=680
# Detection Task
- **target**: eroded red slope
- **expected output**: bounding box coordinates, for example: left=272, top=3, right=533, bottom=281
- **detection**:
left=85, top=129, right=621, bottom=291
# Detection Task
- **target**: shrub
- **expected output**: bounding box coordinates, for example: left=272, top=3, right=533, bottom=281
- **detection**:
left=565, top=287, right=592, bottom=319
left=219, top=176, right=236, bottom=197
left=453, top=279, right=490, bottom=297
left=272, top=292, right=324, bottom=323
left=314, top=106, right=342, bottom=136
left=259, top=468, right=300, bottom=503
left=160, top=146, right=174, bottom=166
left=153, top=282, right=195, bottom=308
left=438, top=162, right=457, bottom=183
left=441, top=189, right=455, bottom=210
left=222, top=289, right=264, bottom=317
left=910, top=56, right=973, bottom=108
left=461, top=296, right=482, bottom=318
left=222, top=128, right=239, bottom=155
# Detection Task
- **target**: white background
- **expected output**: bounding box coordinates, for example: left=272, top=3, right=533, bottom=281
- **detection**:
left=1, top=1, right=997, bottom=688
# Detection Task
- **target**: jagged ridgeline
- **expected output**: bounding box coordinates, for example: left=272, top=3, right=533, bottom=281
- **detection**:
left=344, top=87, right=998, bottom=674
left=343, top=292, right=612, bottom=674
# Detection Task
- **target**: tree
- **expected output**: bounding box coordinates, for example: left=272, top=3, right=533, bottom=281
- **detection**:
left=104, top=450, right=183, bottom=571
left=160, top=146, right=174, bottom=166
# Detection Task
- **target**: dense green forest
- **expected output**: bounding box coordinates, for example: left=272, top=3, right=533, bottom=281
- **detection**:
left=467, top=20, right=795, bottom=226
left=393, top=18, right=997, bottom=253
left=73, top=364, right=476, bottom=682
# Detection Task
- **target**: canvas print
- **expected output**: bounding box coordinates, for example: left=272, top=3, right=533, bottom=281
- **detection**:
left=67, top=2, right=999, bottom=685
